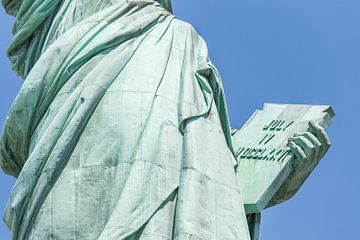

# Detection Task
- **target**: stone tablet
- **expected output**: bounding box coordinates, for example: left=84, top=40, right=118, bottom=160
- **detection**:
left=232, top=103, right=335, bottom=214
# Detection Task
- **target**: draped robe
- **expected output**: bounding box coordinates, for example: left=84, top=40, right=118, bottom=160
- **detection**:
left=0, top=0, right=252, bottom=239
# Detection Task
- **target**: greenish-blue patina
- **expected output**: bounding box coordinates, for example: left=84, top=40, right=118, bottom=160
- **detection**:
left=0, top=1, right=333, bottom=239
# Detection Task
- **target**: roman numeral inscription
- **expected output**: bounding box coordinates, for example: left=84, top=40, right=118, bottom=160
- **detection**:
left=236, top=147, right=291, bottom=162
left=235, top=119, right=294, bottom=162
left=233, top=103, right=335, bottom=213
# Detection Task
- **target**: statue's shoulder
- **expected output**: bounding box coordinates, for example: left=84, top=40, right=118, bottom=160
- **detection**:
left=170, top=18, right=207, bottom=50
left=171, top=18, right=197, bottom=33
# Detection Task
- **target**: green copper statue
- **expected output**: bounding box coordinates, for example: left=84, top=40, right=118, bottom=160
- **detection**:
left=0, top=1, right=333, bottom=239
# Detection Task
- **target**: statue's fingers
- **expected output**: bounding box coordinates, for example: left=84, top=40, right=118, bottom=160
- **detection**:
left=301, top=132, right=322, bottom=160
left=292, top=136, right=313, bottom=172
left=288, top=141, right=307, bottom=169
left=293, top=136, right=315, bottom=169
left=308, top=121, right=331, bottom=157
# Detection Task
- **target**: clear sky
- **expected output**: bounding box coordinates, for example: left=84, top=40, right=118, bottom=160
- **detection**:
left=0, top=0, right=359, bottom=239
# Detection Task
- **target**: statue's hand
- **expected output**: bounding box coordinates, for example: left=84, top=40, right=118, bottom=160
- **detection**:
left=287, top=121, right=331, bottom=172
left=268, top=121, right=331, bottom=207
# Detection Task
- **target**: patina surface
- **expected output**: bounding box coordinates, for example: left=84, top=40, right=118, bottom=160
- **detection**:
left=0, top=1, right=332, bottom=239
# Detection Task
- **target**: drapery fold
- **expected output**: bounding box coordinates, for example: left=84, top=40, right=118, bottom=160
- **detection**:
left=1, top=0, right=251, bottom=239
left=2, top=2, right=174, bottom=238
left=2, top=0, right=173, bottom=77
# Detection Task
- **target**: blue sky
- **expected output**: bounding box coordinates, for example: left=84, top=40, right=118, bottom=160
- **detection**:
left=0, top=0, right=359, bottom=239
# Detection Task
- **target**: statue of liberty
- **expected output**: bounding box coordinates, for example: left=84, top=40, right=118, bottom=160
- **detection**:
left=0, top=0, right=332, bottom=239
